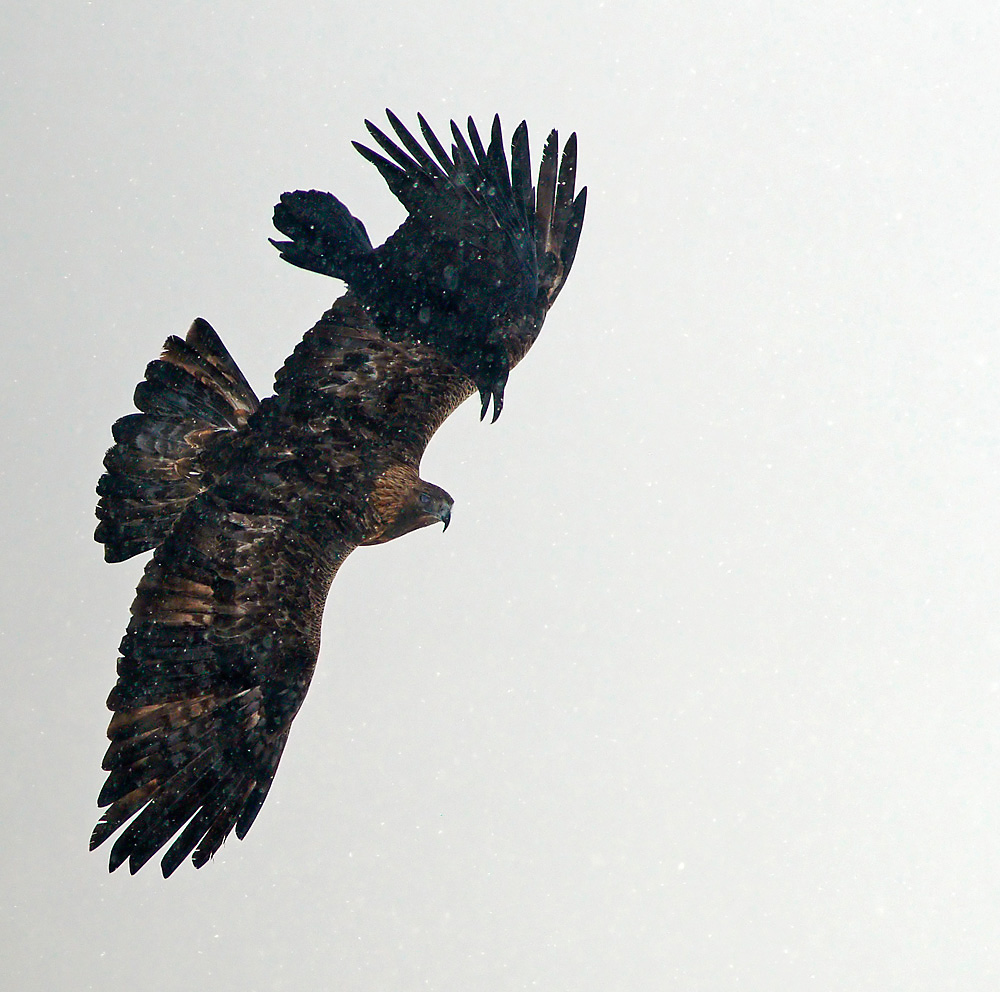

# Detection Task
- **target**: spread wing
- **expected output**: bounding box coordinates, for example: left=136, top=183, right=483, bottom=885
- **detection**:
left=355, top=113, right=539, bottom=318
left=272, top=112, right=587, bottom=420
left=270, top=292, right=477, bottom=465
left=91, top=489, right=356, bottom=876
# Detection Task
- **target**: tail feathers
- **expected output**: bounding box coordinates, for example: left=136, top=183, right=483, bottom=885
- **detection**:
left=90, top=688, right=287, bottom=877
left=270, top=190, right=373, bottom=281
left=96, top=318, right=259, bottom=563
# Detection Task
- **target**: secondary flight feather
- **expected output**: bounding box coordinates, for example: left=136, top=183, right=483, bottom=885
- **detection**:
left=92, top=111, right=586, bottom=876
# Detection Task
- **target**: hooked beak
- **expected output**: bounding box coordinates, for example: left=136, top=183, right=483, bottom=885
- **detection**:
left=440, top=505, right=451, bottom=532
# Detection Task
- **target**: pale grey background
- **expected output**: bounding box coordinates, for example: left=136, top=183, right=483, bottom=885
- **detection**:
left=3, top=1, right=998, bottom=989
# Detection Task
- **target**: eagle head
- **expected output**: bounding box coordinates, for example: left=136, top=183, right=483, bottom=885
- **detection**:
left=363, top=469, right=454, bottom=545
left=413, top=481, right=453, bottom=533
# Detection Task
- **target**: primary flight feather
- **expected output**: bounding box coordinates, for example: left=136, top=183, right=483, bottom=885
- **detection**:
left=92, top=112, right=586, bottom=876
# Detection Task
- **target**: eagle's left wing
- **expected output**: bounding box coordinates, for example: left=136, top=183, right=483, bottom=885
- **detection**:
left=91, top=490, right=355, bottom=877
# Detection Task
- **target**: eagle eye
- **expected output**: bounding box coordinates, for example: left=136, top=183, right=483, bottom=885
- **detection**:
left=419, top=492, right=431, bottom=506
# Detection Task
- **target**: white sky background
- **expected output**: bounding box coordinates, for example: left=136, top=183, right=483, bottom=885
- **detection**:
left=2, top=1, right=999, bottom=988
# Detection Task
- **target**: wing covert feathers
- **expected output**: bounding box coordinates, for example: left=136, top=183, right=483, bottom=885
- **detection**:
left=271, top=293, right=476, bottom=462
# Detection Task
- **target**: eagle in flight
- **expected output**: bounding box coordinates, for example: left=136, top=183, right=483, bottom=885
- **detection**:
left=92, top=111, right=586, bottom=876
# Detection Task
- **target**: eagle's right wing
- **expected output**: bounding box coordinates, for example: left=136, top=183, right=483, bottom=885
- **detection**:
left=356, top=112, right=586, bottom=335
left=91, top=490, right=355, bottom=877
left=270, top=292, right=477, bottom=466
left=271, top=113, right=586, bottom=420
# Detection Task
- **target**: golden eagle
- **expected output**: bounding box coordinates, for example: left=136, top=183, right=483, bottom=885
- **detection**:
left=91, top=112, right=586, bottom=876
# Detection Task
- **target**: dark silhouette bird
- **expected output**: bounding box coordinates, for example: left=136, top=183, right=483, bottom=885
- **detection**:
left=91, top=111, right=586, bottom=876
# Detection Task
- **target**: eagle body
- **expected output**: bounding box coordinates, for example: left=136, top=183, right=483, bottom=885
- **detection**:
left=93, top=113, right=585, bottom=876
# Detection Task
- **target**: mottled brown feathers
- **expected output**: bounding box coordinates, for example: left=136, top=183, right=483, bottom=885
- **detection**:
left=93, top=112, right=585, bottom=876
left=95, top=317, right=260, bottom=563
left=272, top=293, right=478, bottom=461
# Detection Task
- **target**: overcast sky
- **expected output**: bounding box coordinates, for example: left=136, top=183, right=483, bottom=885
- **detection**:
left=3, top=2, right=999, bottom=989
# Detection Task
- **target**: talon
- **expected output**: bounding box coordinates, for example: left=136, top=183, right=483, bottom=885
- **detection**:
left=490, top=385, right=504, bottom=423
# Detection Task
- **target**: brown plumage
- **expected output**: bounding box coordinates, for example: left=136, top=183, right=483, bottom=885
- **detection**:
left=92, top=112, right=586, bottom=876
